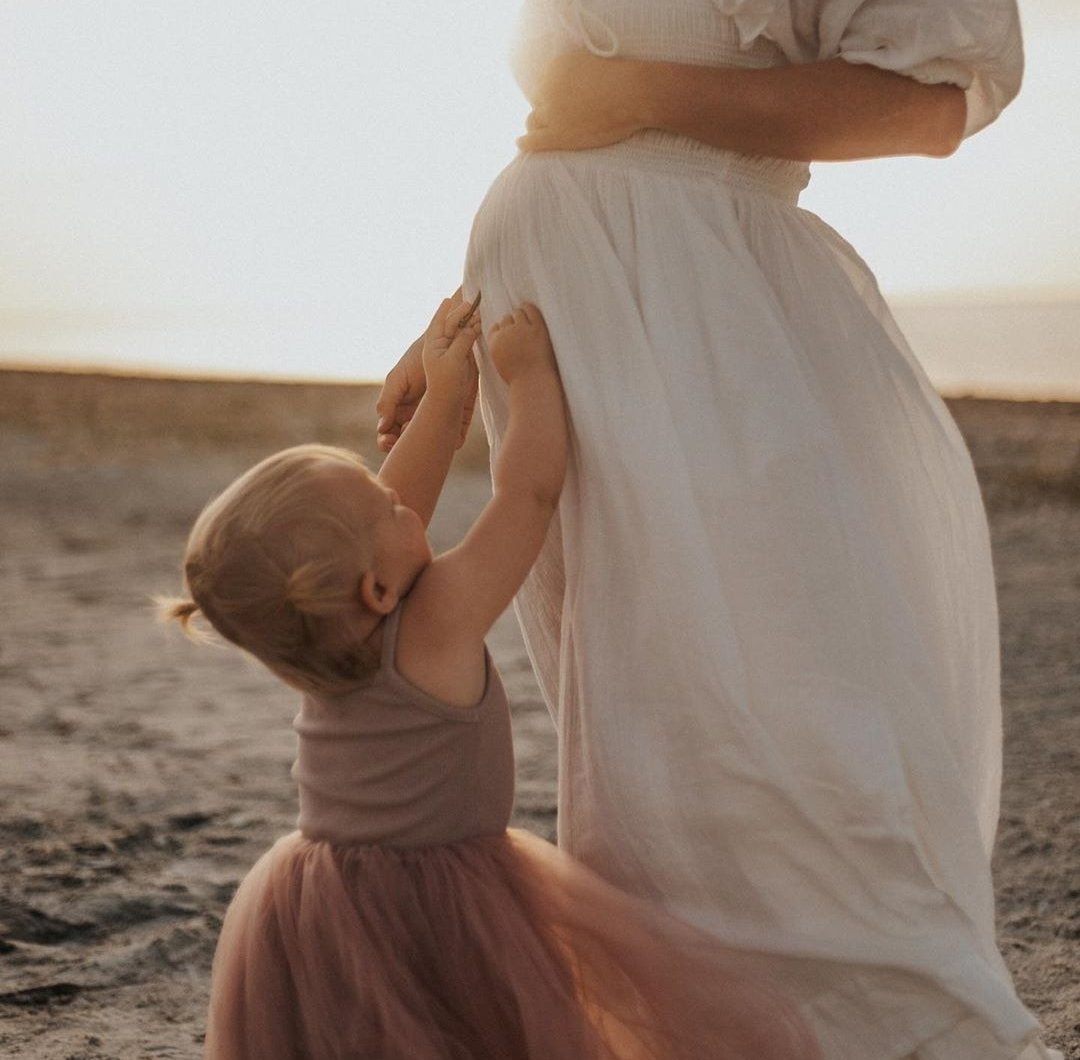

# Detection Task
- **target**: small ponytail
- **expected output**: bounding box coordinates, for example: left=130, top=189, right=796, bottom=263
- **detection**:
left=154, top=595, right=208, bottom=639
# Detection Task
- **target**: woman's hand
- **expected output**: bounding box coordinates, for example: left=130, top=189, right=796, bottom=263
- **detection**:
left=517, top=52, right=648, bottom=153
left=376, top=288, right=478, bottom=452
left=376, top=331, right=425, bottom=453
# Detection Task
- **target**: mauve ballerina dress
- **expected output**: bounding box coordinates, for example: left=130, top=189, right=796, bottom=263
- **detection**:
left=203, top=603, right=818, bottom=1060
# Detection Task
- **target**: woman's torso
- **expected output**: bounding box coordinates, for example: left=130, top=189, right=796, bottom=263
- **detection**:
left=513, top=0, right=811, bottom=204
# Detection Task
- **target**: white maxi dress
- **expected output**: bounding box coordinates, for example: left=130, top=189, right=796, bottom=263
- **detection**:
left=463, top=2, right=1059, bottom=1057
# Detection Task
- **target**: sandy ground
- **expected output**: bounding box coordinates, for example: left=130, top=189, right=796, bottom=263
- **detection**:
left=0, top=369, right=1077, bottom=1059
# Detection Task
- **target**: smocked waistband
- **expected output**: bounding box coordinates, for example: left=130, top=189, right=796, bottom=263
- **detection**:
left=557, top=129, right=810, bottom=205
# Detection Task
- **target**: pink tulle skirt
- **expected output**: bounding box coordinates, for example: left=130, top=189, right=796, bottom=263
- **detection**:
left=204, top=828, right=819, bottom=1060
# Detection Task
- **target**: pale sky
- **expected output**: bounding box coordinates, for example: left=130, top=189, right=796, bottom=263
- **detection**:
left=0, top=1, right=1076, bottom=387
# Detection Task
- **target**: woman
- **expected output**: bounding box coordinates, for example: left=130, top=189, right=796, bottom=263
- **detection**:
left=378, top=2, right=1058, bottom=1056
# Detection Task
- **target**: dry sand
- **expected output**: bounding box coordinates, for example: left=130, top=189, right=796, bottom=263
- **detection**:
left=0, top=369, right=1077, bottom=1058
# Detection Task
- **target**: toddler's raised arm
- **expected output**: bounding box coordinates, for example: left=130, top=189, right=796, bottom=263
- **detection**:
left=405, top=304, right=568, bottom=649
left=377, top=294, right=481, bottom=527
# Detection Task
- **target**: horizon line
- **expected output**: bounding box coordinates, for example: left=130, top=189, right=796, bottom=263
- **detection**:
left=3, top=358, right=1079, bottom=405
left=1, top=285, right=1078, bottom=326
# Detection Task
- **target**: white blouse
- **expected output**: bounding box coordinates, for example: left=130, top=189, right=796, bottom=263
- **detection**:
left=517, top=0, right=1024, bottom=138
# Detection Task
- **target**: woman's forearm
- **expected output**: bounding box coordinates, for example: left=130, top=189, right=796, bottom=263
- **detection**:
left=635, top=57, right=966, bottom=161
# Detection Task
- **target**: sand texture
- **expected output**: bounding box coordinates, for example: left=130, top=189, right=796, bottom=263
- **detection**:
left=0, top=369, right=1077, bottom=1058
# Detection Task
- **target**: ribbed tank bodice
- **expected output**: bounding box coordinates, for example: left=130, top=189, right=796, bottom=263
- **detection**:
left=292, top=606, right=515, bottom=848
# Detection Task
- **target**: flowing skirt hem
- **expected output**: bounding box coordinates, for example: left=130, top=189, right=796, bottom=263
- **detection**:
left=204, top=828, right=819, bottom=1060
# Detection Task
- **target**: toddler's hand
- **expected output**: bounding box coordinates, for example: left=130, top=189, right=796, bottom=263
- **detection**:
left=488, top=304, right=557, bottom=385
left=422, top=295, right=481, bottom=408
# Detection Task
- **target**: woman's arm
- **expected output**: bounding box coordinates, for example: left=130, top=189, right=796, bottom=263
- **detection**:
left=518, top=53, right=966, bottom=161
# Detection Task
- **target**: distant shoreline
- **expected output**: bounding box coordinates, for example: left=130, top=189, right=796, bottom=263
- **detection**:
left=0, top=359, right=379, bottom=388
left=4, top=294, right=1080, bottom=402
left=3, top=366, right=1079, bottom=509
left=3, top=359, right=1080, bottom=404
left=0, top=366, right=487, bottom=471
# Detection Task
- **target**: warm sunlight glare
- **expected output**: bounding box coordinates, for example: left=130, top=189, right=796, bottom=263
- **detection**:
left=0, top=1, right=1077, bottom=395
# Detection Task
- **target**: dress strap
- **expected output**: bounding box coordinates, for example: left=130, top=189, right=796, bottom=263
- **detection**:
left=378, top=604, right=405, bottom=674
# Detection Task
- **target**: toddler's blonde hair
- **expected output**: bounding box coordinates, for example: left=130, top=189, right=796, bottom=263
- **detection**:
left=160, top=444, right=381, bottom=695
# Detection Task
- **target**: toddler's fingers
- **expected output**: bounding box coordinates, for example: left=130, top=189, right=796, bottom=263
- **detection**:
left=448, top=319, right=482, bottom=355
left=425, top=297, right=455, bottom=342
left=377, top=425, right=400, bottom=452
left=459, top=290, right=482, bottom=327
left=444, top=294, right=480, bottom=335
left=426, top=291, right=466, bottom=338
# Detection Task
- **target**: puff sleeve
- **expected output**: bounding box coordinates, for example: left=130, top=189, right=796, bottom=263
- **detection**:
left=715, top=0, right=1024, bottom=137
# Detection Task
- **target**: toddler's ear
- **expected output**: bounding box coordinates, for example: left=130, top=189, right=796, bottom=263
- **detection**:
left=359, top=571, right=399, bottom=616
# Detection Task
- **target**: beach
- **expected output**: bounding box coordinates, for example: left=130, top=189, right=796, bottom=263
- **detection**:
left=0, top=368, right=1076, bottom=1058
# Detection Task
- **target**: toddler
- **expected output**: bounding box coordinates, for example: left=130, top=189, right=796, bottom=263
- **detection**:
left=163, top=294, right=818, bottom=1060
